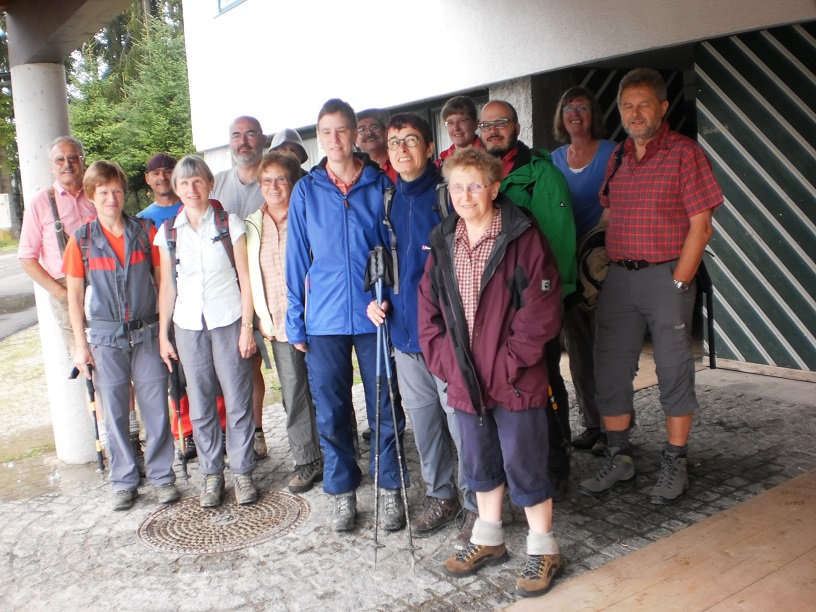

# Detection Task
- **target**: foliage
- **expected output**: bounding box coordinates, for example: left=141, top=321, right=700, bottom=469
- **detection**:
left=68, top=0, right=193, bottom=213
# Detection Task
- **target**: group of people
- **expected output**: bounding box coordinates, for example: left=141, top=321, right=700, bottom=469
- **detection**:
left=18, top=67, right=721, bottom=599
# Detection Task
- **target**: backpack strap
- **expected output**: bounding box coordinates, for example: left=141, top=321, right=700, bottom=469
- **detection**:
left=434, top=181, right=450, bottom=222
left=78, top=222, right=93, bottom=288
left=212, top=208, right=236, bottom=271
left=601, top=141, right=626, bottom=197
left=381, top=185, right=399, bottom=295
left=163, top=216, right=179, bottom=290
left=48, top=188, right=69, bottom=256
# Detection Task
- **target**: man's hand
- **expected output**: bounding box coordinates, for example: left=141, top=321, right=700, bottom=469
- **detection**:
left=366, top=300, right=389, bottom=327
left=293, top=342, right=307, bottom=353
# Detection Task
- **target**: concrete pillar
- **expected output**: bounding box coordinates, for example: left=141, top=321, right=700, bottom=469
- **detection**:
left=11, top=63, right=96, bottom=464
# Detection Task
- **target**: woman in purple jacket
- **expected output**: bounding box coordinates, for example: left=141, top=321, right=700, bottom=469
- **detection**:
left=418, top=147, right=563, bottom=598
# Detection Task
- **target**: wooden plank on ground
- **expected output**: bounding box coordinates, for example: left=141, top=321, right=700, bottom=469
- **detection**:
left=507, top=470, right=816, bottom=612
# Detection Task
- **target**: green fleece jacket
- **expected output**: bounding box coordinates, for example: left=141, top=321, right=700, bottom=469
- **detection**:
left=500, top=142, right=577, bottom=298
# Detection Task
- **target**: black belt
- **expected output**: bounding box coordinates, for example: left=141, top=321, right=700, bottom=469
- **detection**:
left=615, top=259, right=675, bottom=271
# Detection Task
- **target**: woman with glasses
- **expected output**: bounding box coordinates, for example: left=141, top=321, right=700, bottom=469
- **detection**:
left=246, top=151, right=323, bottom=494
left=552, top=87, right=617, bottom=455
left=418, top=147, right=564, bottom=597
left=367, top=113, right=479, bottom=543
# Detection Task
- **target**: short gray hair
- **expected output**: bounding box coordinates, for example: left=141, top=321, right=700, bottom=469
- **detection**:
left=172, top=155, right=214, bottom=191
left=617, top=68, right=668, bottom=106
left=48, top=135, right=85, bottom=158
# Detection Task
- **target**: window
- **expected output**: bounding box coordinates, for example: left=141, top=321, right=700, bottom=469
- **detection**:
left=217, top=0, right=248, bottom=16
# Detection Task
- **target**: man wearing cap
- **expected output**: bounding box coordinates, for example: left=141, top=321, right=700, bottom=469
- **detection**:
left=212, top=115, right=268, bottom=460
left=19, top=135, right=95, bottom=356
left=356, top=108, right=396, bottom=182
left=138, top=154, right=181, bottom=227
left=270, top=128, right=309, bottom=179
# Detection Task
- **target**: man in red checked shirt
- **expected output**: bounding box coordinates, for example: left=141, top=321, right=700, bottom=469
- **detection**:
left=580, top=68, right=722, bottom=505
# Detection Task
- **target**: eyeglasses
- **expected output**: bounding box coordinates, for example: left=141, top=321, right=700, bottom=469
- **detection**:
left=260, top=176, right=289, bottom=187
left=357, top=124, right=382, bottom=134
left=448, top=182, right=496, bottom=195
left=230, top=130, right=261, bottom=141
left=386, top=135, right=420, bottom=150
left=444, top=117, right=473, bottom=128
left=563, top=105, right=589, bottom=114
left=51, top=155, right=83, bottom=166
left=477, top=118, right=512, bottom=132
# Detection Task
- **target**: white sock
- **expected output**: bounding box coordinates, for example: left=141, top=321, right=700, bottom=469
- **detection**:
left=527, top=529, right=560, bottom=555
left=471, top=518, right=504, bottom=547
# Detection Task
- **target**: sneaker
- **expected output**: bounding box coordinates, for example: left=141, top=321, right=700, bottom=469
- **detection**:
left=182, top=435, right=197, bottom=461
left=155, top=482, right=181, bottom=504
left=515, top=553, right=563, bottom=597
left=381, top=488, right=405, bottom=531
left=455, top=508, right=478, bottom=550
left=131, top=434, right=145, bottom=477
left=442, top=541, right=509, bottom=577
left=113, top=489, right=137, bottom=511
left=591, top=433, right=609, bottom=456
left=572, top=428, right=601, bottom=450
left=413, top=496, right=461, bottom=537
left=332, top=491, right=356, bottom=531
left=288, top=459, right=323, bottom=494
left=234, top=472, right=258, bottom=505
left=650, top=450, right=689, bottom=505
left=200, top=473, right=225, bottom=508
left=579, top=449, right=635, bottom=496
left=254, top=430, right=268, bottom=460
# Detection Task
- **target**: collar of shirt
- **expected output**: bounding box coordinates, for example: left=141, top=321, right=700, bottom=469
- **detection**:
left=500, top=147, right=519, bottom=179
left=261, top=203, right=289, bottom=224
left=454, top=207, right=502, bottom=250
left=325, top=158, right=364, bottom=195
left=624, top=120, right=671, bottom=163
left=52, top=181, right=84, bottom=200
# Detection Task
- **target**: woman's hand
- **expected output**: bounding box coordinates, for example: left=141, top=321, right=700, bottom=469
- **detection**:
left=239, top=325, right=257, bottom=359
left=366, top=300, right=389, bottom=327
left=160, top=335, right=178, bottom=372
left=73, top=342, right=95, bottom=380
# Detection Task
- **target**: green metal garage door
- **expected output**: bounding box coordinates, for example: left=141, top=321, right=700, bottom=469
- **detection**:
left=695, top=21, right=816, bottom=373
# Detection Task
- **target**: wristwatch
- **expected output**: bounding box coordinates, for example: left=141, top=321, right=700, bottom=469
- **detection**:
left=673, top=279, right=689, bottom=293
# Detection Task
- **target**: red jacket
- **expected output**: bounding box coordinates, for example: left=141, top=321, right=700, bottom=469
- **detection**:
left=418, top=197, right=562, bottom=416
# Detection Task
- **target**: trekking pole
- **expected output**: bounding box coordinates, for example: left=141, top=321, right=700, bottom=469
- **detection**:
left=371, top=301, right=385, bottom=568
left=70, top=365, right=105, bottom=479
left=168, top=359, right=189, bottom=481
left=366, top=245, right=416, bottom=570
left=548, top=384, right=571, bottom=455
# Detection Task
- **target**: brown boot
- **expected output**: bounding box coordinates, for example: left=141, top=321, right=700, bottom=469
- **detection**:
left=442, top=541, right=508, bottom=577
left=455, top=508, right=478, bottom=550
left=515, top=554, right=563, bottom=597
left=413, top=496, right=461, bottom=537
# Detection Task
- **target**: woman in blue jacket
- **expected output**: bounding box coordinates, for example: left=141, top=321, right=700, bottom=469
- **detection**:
left=286, top=99, right=407, bottom=532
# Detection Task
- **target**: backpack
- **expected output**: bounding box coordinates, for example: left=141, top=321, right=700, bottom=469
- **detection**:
left=78, top=216, right=154, bottom=289
left=163, top=205, right=235, bottom=288
left=575, top=223, right=609, bottom=312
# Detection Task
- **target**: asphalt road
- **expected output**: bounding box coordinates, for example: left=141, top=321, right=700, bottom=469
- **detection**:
left=0, top=251, right=38, bottom=341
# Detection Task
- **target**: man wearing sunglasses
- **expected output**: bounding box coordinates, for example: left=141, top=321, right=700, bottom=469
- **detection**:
left=480, top=100, right=576, bottom=502
left=19, top=136, right=95, bottom=357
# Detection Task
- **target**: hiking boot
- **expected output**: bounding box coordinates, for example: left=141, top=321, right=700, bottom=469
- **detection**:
left=200, top=473, right=225, bottom=508
left=234, top=472, right=258, bottom=505
left=442, top=541, right=509, bottom=577
left=181, top=435, right=197, bottom=461
left=650, top=450, right=689, bottom=505
left=113, top=489, right=137, bottom=511
left=455, top=508, right=478, bottom=550
left=381, top=488, right=405, bottom=531
left=332, top=491, right=356, bottom=531
left=579, top=449, right=635, bottom=496
left=155, top=482, right=181, bottom=504
left=413, top=496, right=461, bottom=537
left=591, top=433, right=609, bottom=456
left=515, top=553, right=563, bottom=597
left=253, top=430, right=268, bottom=460
left=288, top=459, right=323, bottom=494
left=572, top=428, right=601, bottom=450
left=131, top=433, right=145, bottom=477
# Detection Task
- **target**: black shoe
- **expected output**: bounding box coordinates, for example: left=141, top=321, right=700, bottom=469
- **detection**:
left=181, top=435, right=197, bottom=461
left=572, top=428, right=601, bottom=450
left=131, top=434, right=145, bottom=477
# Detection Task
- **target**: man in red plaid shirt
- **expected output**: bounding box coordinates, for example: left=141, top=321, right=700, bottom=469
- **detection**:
left=580, top=68, right=722, bottom=505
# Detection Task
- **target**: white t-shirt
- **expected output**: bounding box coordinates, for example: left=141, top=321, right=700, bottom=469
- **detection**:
left=154, top=205, right=246, bottom=331
left=211, top=166, right=263, bottom=220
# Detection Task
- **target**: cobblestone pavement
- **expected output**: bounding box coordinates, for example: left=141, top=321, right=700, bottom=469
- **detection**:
left=0, top=370, right=813, bottom=611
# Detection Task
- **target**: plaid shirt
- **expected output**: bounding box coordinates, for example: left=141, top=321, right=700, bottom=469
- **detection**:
left=601, top=122, right=722, bottom=262
left=325, top=159, right=364, bottom=196
left=453, top=209, right=502, bottom=343
left=259, top=208, right=289, bottom=342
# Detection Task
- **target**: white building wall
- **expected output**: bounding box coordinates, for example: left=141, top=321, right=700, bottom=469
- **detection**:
left=182, top=0, right=816, bottom=152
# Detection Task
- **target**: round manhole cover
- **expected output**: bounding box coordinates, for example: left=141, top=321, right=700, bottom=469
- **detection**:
left=138, top=490, right=309, bottom=554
